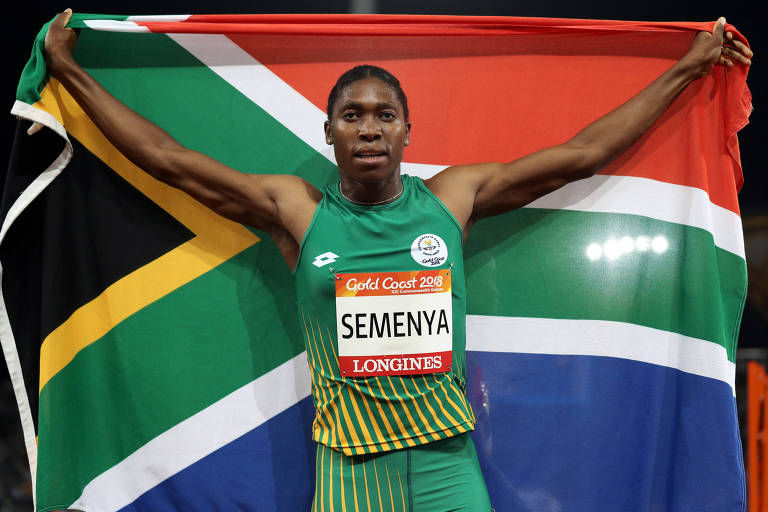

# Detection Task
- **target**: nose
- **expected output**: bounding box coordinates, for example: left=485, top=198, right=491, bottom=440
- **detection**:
left=359, top=115, right=381, bottom=140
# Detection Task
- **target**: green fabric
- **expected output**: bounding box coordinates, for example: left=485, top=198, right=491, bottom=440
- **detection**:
left=465, top=208, right=747, bottom=361
left=36, top=244, right=306, bottom=508
left=32, top=28, right=338, bottom=506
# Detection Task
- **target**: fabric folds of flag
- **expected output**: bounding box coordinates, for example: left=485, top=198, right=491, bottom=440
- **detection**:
left=2, top=13, right=751, bottom=511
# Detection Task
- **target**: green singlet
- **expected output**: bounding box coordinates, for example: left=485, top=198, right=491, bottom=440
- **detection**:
left=293, top=174, right=477, bottom=456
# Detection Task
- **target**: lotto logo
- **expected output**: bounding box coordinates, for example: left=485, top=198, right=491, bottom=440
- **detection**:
left=312, top=252, right=339, bottom=267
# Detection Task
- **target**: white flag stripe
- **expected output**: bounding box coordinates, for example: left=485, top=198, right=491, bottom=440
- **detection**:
left=168, top=34, right=337, bottom=165
left=2, top=102, right=78, bottom=509
left=126, top=15, right=192, bottom=22
left=397, top=162, right=744, bottom=258
left=82, top=20, right=151, bottom=33
left=467, top=315, right=735, bottom=395
left=69, top=352, right=312, bottom=512
left=72, top=317, right=733, bottom=510
left=527, top=174, right=744, bottom=258
left=169, top=35, right=743, bottom=259
left=400, top=162, right=448, bottom=178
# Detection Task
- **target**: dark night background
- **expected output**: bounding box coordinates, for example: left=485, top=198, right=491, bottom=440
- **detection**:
left=1, top=0, right=764, bottom=509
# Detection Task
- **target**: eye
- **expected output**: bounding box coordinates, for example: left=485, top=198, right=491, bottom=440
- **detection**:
left=342, top=111, right=359, bottom=120
left=380, top=112, right=396, bottom=121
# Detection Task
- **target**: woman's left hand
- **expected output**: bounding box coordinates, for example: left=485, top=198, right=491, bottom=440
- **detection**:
left=681, top=17, right=753, bottom=79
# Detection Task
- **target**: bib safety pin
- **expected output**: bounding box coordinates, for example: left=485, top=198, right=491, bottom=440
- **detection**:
left=448, top=262, right=454, bottom=273
left=328, top=267, right=341, bottom=280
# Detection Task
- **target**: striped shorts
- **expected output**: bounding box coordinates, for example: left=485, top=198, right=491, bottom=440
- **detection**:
left=313, top=433, right=492, bottom=511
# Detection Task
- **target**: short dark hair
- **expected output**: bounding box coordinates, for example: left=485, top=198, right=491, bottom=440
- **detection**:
left=327, top=65, right=409, bottom=122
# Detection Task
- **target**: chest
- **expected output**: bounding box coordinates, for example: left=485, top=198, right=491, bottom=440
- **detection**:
left=298, top=202, right=462, bottom=303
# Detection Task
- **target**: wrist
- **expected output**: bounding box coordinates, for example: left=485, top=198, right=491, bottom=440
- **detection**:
left=46, top=51, right=76, bottom=78
left=668, top=56, right=703, bottom=86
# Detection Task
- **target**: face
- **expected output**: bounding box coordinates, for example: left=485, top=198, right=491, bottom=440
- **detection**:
left=325, top=77, right=411, bottom=183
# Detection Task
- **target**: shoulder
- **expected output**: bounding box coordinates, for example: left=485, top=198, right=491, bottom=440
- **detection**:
left=424, top=163, right=503, bottom=192
left=423, top=163, right=502, bottom=230
left=258, top=173, right=322, bottom=202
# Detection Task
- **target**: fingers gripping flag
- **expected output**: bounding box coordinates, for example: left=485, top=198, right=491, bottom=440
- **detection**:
left=2, top=14, right=751, bottom=511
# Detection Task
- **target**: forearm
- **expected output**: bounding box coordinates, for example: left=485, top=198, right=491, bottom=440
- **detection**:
left=48, top=53, right=183, bottom=178
left=567, top=58, right=700, bottom=174
left=441, top=19, right=752, bottom=222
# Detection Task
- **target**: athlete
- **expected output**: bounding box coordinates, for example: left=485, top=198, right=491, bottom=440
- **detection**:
left=44, top=9, right=751, bottom=511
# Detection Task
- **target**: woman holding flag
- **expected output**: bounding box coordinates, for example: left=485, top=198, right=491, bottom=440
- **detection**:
left=44, top=9, right=751, bottom=511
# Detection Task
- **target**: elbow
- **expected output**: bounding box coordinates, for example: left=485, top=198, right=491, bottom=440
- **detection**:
left=131, top=145, right=185, bottom=184
left=570, top=164, right=598, bottom=182
left=565, top=143, right=611, bottom=181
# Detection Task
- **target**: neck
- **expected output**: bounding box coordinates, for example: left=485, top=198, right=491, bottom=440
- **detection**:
left=339, top=172, right=403, bottom=205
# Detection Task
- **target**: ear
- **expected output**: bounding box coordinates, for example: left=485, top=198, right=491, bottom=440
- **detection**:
left=324, top=120, right=333, bottom=145
left=404, top=121, right=411, bottom=146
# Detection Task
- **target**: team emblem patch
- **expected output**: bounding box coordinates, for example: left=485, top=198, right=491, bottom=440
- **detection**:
left=410, top=234, right=448, bottom=267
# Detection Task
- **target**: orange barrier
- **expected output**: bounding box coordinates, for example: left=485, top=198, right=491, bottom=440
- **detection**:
left=748, top=361, right=768, bottom=511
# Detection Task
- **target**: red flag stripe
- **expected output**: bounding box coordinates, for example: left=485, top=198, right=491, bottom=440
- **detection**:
left=222, top=29, right=748, bottom=214
left=118, top=15, right=749, bottom=214
left=135, top=15, right=740, bottom=36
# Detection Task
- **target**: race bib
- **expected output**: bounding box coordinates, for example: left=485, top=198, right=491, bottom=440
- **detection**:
left=335, top=269, right=452, bottom=377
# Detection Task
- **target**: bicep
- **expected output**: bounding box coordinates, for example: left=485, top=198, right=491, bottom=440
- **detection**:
left=472, top=143, right=600, bottom=219
left=429, top=143, right=600, bottom=229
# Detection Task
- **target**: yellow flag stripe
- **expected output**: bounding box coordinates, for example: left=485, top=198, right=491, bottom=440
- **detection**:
left=35, top=81, right=258, bottom=394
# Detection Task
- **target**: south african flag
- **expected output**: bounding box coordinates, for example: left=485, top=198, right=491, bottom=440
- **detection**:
left=2, top=14, right=751, bottom=511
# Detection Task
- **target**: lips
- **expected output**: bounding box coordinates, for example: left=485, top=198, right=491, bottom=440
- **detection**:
left=353, top=148, right=388, bottom=166
left=354, top=149, right=387, bottom=159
